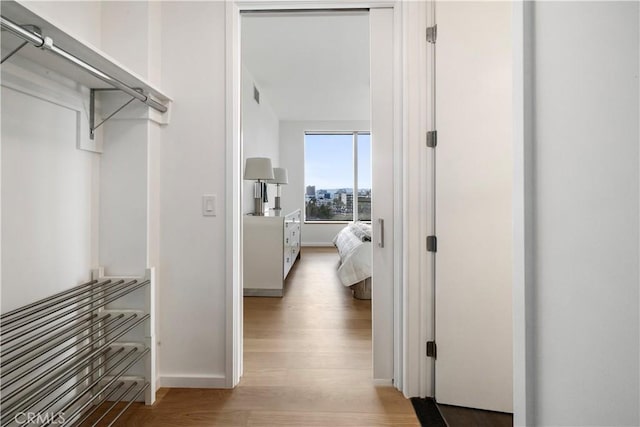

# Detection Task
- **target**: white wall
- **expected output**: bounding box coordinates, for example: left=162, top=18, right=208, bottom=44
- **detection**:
left=241, top=65, right=280, bottom=214
left=0, top=58, right=99, bottom=312
left=98, top=1, right=163, bottom=278
left=279, top=120, right=370, bottom=246
left=22, top=1, right=102, bottom=48
left=157, top=1, right=227, bottom=387
left=99, top=113, right=149, bottom=277
left=1, top=0, right=104, bottom=312
left=526, top=2, right=639, bottom=425
left=102, top=1, right=162, bottom=87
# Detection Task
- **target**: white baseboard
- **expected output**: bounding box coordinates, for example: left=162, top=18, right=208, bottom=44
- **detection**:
left=302, top=242, right=335, bottom=247
left=244, top=288, right=283, bottom=297
left=159, top=374, right=227, bottom=389
left=373, top=378, right=393, bottom=386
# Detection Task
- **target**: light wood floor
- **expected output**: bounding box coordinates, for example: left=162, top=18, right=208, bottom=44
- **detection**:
left=116, top=247, right=419, bottom=426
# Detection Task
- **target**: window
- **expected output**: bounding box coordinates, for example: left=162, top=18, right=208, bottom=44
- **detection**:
left=304, top=132, right=371, bottom=222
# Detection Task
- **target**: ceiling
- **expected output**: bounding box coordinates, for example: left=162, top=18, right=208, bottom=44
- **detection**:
left=241, top=11, right=370, bottom=122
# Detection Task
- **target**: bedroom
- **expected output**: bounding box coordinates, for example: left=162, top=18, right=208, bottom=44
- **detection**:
left=240, top=10, right=375, bottom=292
left=239, top=8, right=385, bottom=394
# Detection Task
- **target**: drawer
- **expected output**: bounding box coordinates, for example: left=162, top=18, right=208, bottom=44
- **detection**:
left=286, top=210, right=301, bottom=224
left=285, top=223, right=299, bottom=240
left=283, top=253, right=293, bottom=277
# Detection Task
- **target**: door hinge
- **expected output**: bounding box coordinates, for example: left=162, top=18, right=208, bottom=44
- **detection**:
left=426, top=25, right=437, bottom=43
left=427, top=130, right=437, bottom=148
left=427, top=235, right=437, bottom=252
left=427, top=341, right=437, bottom=358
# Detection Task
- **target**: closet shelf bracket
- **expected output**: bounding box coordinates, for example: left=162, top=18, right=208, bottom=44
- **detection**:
left=90, top=88, right=139, bottom=140
left=1, top=41, right=27, bottom=64
left=1, top=25, right=40, bottom=64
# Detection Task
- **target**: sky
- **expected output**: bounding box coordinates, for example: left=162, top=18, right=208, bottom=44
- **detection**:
left=304, top=133, right=371, bottom=190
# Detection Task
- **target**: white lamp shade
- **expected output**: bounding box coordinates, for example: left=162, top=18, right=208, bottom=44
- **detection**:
left=244, top=157, right=274, bottom=180
left=266, top=167, right=289, bottom=185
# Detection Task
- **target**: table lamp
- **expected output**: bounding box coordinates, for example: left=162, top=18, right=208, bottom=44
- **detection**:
left=244, top=157, right=274, bottom=215
left=266, top=167, right=289, bottom=211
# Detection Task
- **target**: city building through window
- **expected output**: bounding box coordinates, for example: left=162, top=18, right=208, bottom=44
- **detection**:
left=304, top=132, right=371, bottom=222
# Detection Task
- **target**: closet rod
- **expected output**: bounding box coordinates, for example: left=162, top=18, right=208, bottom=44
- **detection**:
left=0, top=15, right=168, bottom=113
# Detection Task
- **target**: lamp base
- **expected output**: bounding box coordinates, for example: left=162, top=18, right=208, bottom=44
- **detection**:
left=274, top=196, right=281, bottom=210
left=253, top=197, right=264, bottom=216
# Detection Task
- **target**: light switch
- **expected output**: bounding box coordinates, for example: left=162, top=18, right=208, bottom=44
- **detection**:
left=202, top=195, right=216, bottom=217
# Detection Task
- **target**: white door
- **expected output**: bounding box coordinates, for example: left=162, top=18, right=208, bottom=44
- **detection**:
left=370, top=7, right=394, bottom=381
left=434, top=2, right=513, bottom=412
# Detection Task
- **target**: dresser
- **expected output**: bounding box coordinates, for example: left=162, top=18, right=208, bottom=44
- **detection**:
left=243, top=209, right=301, bottom=297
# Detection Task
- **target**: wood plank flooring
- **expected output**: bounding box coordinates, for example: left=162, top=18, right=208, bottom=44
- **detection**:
left=114, top=247, right=419, bottom=426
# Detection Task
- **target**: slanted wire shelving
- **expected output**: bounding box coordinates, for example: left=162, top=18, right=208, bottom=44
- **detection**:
left=0, top=270, right=156, bottom=426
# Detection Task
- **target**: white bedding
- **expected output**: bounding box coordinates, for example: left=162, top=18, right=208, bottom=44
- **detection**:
left=333, top=224, right=372, bottom=287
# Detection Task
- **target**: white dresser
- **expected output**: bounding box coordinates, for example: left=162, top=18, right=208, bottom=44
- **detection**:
left=243, top=209, right=301, bottom=296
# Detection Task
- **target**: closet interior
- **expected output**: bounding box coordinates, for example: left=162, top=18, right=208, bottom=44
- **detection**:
left=1, top=1, right=170, bottom=425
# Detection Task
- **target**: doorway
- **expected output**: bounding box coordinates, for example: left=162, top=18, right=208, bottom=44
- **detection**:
left=227, top=4, right=399, bottom=388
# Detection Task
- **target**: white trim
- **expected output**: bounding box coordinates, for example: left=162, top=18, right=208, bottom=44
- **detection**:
left=225, top=0, right=243, bottom=389
left=234, top=1, right=396, bottom=10
left=373, top=378, right=393, bottom=386
left=392, top=0, right=405, bottom=394
left=512, top=1, right=532, bottom=424
left=400, top=0, right=430, bottom=399
left=226, top=0, right=407, bottom=392
left=424, top=0, right=436, bottom=400
left=159, top=375, right=227, bottom=389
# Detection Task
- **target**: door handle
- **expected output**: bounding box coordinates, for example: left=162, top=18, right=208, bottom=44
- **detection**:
left=378, top=218, right=384, bottom=248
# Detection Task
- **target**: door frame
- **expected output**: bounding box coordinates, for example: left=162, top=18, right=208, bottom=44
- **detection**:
left=512, top=1, right=533, bottom=425
left=224, top=0, right=408, bottom=390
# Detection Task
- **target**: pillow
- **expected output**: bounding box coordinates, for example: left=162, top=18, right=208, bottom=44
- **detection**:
left=351, top=222, right=372, bottom=241
left=356, top=222, right=372, bottom=241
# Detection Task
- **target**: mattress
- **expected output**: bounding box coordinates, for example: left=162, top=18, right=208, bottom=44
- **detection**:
left=333, top=223, right=372, bottom=287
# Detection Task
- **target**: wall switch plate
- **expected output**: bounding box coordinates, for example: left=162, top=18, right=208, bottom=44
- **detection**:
left=202, top=195, right=216, bottom=216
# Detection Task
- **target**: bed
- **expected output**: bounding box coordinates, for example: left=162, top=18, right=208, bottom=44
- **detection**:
left=332, top=222, right=372, bottom=299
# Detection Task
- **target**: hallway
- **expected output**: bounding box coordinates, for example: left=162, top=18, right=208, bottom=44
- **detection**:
left=118, top=247, right=418, bottom=426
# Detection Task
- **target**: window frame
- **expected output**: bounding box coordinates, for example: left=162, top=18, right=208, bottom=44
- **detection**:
left=303, top=131, right=371, bottom=224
